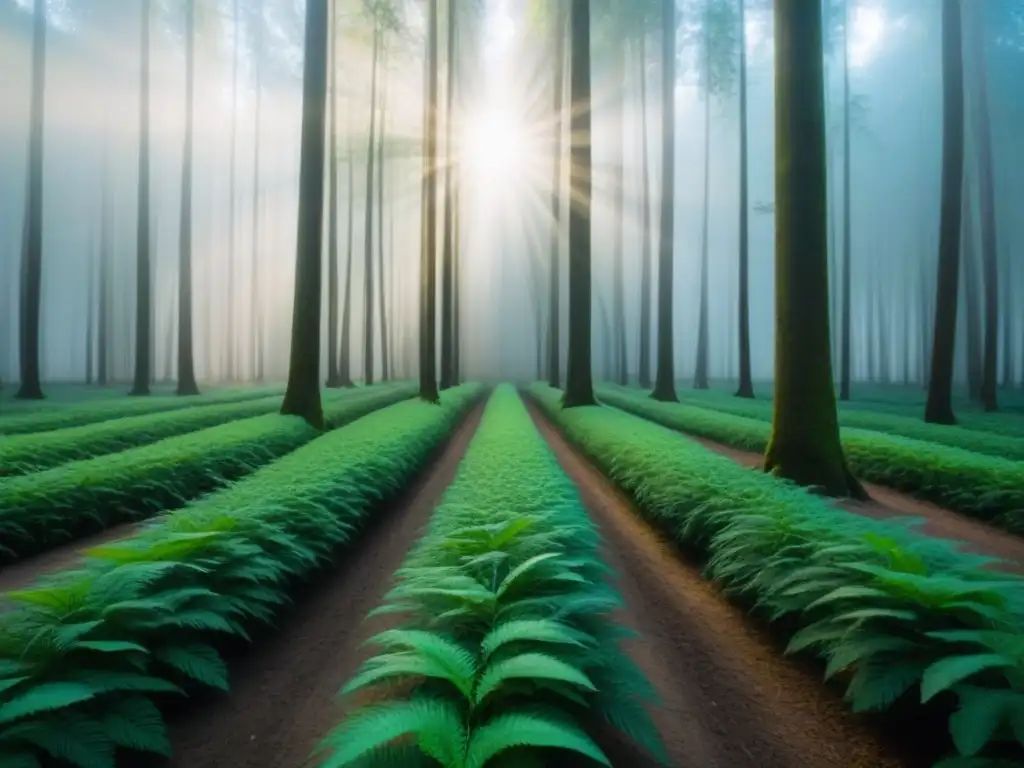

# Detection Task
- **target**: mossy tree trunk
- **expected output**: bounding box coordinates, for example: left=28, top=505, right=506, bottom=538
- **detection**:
left=280, top=0, right=328, bottom=428
left=130, top=0, right=153, bottom=397
left=735, top=0, right=753, bottom=399
left=562, top=0, right=596, bottom=408
left=637, top=31, right=653, bottom=391
left=764, top=0, right=864, bottom=499
left=547, top=2, right=566, bottom=389
left=924, top=0, right=965, bottom=425
left=419, top=0, right=440, bottom=404
left=176, top=0, right=200, bottom=396
left=651, top=0, right=677, bottom=403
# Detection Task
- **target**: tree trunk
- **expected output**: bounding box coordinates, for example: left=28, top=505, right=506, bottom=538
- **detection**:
left=839, top=0, right=853, bottom=402
left=651, top=0, right=677, bottom=403
left=637, top=31, right=653, bottom=390
left=97, top=153, right=111, bottom=386
left=377, top=49, right=390, bottom=382
left=562, top=0, right=595, bottom=408
left=547, top=3, right=566, bottom=389
left=251, top=0, right=265, bottom=382
left=280, top=0, right=328, bottom=428
left=452, top=140, right=462, bottom=384
left=16, top=0, right=46, bottom=400
left=130, top=0, right=153, bottom=397
left=924, top=0, right=965, bottom=425
left=963, top=184, right=982, bottom=400
left=363, top=23, right=380, bottom=386
left=765, top=0, right=864, bottom=499
left=735, top=0, right=753, bottom=398
left=86, top=229, right=95, bottom=384
left=339, top=138, right=355, bottom=388
left=325, top=3, right=341, bottom=387
left=694, top=31, right=711, bottom=392
left=612, top=41, right=628, bottom=386
left=419, top=0, right=440, bottom=403
left=440, top=0, right=457, bottom=389
left=965, top=2, right=999, bottom=411
left=176, top=0, right=200, bottom=395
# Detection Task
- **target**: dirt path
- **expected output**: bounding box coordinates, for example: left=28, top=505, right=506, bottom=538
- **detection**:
left=161, top=403, right=485, bottom=768
left=529, top=406, right=916, bottom=768
left=686, top=435, right=1024, bottom=573
left=0, top=524, right=140, bottom=595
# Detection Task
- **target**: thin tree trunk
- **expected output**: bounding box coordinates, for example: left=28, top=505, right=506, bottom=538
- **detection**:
left=612, top=41, right=628, bottom=386
left=694, top=27, right=711, bottom=391
left=16, top=0, right=46, bottom=400
left=963, top=182, right=982, bottom=400
left=419, top=0, right=440, bottom=403
left=363, top=22, right=380, bottom=386
left=280, top=0, right=328, bottom=427
left=377, top=49, right=390, bottom=382
left=452, top=142, right=462, bottom=384
left=339, top=137, right=355, bottom=388
left=637, top=31, right=653, bottom=390
left=562, top=0, right=596, bottom=408
left=251, top=0, right=265, bottom=382
left=97, top=158, right=110, bottom=386
left=765, top=0, right=864, bottom=498
left=224, top=0, right=241, bottom=381
left=547, top=3, right=566, bottom=389
left=130, top=0, right=153, bottom=396
left=176, top=0, right=199, bottom=395
left=440, top=0, right=457, bottom=390
left=325, top=2, right=341, bottom=387
left=86, top=228, right=95, bottom=384
left=735, top=0, right=753, bottom=398
left=651, top=0, right=678, bottom=403
left=839, top=0, right=853, bottom=401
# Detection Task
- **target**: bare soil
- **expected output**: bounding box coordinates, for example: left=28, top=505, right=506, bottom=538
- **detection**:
left=528, top=405, right=917, bottom=768
left=159, top=402, right=485, bottom=768
left=686, top=435, right=1024, bottom=573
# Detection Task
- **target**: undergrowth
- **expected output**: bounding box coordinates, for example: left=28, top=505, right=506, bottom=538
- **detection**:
left=597, top=386, right=1024, bottom=537
left=0, top=386, right=284, bottom=436
left=315, top=384, right=666, bottom=768
left=529, top=383, right=1024, bottom=767
left=0, top=382, right=482, bottom=768
left=0, top=383, right=416, bottom=565
left=0, top=394, right=288, bottom=477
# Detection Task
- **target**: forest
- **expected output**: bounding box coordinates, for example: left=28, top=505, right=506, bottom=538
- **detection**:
left=1, top=0, right=1023, bottom=766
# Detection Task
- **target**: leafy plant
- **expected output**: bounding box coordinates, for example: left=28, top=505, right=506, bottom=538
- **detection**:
left=0, top=383, right=483, bottom=768
left=316, top=385, right=666, bottom=767
left=528, top=383, right=1024, bottom=763
left=0, top=383, right=416, bottom=564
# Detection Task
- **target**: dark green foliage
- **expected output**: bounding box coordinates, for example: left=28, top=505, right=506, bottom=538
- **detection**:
left=0, top=386, right=283, bottom=436
left=528, top=383, right=1024, bottom=764
left=0, top=395, right=288, bottom=477
left=315, top=385, right=665, bottom=767
left=598, top=386, right=1024, bottom=536
left=0, top=383, right=483, bottom=768
left=0, top=384, right=417, bottom=564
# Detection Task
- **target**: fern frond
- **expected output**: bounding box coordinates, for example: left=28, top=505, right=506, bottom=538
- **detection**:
left=465, top=711, right=610, bottom=767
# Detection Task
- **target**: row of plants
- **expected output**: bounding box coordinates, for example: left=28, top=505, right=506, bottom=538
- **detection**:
left=0, top=383, right=417, bottom=565
left=0, top=394, right=294, bottom=478
left=0, top=382, right=484, bottom=768
left=597, top=386, right=1024, bottom=537
left=528, top=384, right=1024, bottom=766
left=315, top=384, right=666, bottom=767
left=0, top=385, right=285, bottom=436
left=647, top=386, right=1024, bottom=462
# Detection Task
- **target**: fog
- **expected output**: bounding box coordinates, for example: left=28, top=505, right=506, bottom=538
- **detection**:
left=1, top=0, right=1022, bottom=389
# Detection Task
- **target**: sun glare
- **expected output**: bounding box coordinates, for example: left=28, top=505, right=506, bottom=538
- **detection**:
left=461, top=105, right=529, bottom=182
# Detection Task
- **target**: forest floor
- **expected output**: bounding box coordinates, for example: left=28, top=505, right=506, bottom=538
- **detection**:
left=526, top=404, right=923, bottom=768
left=685, top=435, right=1024, bottom=573
left=141, top=402, right=487, bottom=768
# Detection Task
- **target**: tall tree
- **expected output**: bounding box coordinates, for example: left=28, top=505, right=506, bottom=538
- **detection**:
left=250, top=0, right=266, bottom=382
left=130, top=0, right=153, bottom=397
left=97, top=159, right=111, bottom=386
left=612, top=37, right=628, bottom=386
left=363, top=13, right=381, bottom=386
left=176, top=0, right=200, bottom=396
left=651, top=0, right=678, bottom=403
left=225, top=0, right=241, bottom=381
left=377, top=55, right=390, bottom=383
left=440, top=0, right=458, bottom=389
left=562, top=0, right=596, bottom=407
left=838, top=0, right=853, bottom=401
left=765, top=0, right=863, bottom=498
left=16, top=0, right=47, bottom=400
left=419, top=0, right=441, bottom=403
left=692, top=0, right=713, bottom=391
left=339, top=131, right=356, bottom=388
left=637, top=28, right=653, bottom=390
left=325, top=1, right=342, bottom=388
left=924, top=0, right=965, bottom=425
left=280, top=0, right=329, bottom=427
left=735, top=0, right=753, bottom=398
left=547, top=2, right=566, bottom=389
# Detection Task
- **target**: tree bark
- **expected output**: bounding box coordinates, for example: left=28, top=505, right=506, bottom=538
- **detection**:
left=562, top=0, right=596, bottom=408
left=130, top=0, right=153, bottom=397
left=547, top=3, right=566, bottom=389
left=326, top=3, right=341, bottom=387
left=176, top=0, right=200, bottom=395
left=694, top=22, right=711, bottom=392
left=735, top=0, right=753, bottom=399
left=419, top=0, right=440, bottom=403
left=839, top=0, right=853, bottom=401
left=377, top=48, right=390, bottom=382
left=962, top=183, right=982, bottom=400
left=637, top=31, right=653, bottom=390
left=225, top=0, right=240, bottom=381
left=612, top=41, right=628, bottom=386
left=765, top=0, right=864, bottom=499
left=363, top=22, right=380, bottom=386
left=440, top=0, right=457, bottom=389
left=251, top=0, right=265, bottom=382
left=97, top=153, right=111, bottom=386
left=651, top=0, right=678, bottom=403
left=280, top=0, right=328, bottom=427
left=339, top=135, right=356, bottom=388
left=924, top=0, right=965, bottom=425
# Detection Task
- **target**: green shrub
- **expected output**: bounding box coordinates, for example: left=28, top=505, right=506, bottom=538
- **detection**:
left=529, top=384, right=1024, bottom=765
left=315, top=384, right=665, bottom=767
left=0, top=383, right=483, bottom=768
left=598, top=386, right=1024, bottom=536
left=0, top=383, right=416, bottom=564
left=0, top=386, right=285, bottom=436
left=0, top=395, right=291, bottom=477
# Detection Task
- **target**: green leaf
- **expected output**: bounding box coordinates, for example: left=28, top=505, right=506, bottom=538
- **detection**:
left=101, top=697, right=172, bottom=756
left=474, top=652, right=596, bottom=705
left=0, top=683, right=97, bottom=725
left=465, top=711, right=611, bottom=767
left=921, top=655, right=1015, bottom=703
left=155, top=645, right=229, bottom=691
